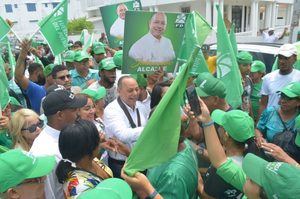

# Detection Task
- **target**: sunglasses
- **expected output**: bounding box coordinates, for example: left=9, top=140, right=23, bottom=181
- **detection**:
left=21, top=120, right=44, bottom=133
left=56, top=74, right=71, bottom=81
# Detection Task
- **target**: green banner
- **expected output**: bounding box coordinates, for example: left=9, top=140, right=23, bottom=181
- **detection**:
left=100, top=1, right=141, bottom=49
left=38, top=0, right=68, bottom=56
left=0, top=17, right=10, bottom=42
left=123, top=11, right=187, bottom=74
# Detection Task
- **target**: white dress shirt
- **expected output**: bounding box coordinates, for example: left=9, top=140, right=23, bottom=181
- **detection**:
left=29, top=125, right=63, bottom=199
left=262, top=31, right=279, bottom=43
left=110, top=17, right=125, bottom=39
left=103, top=99, right=148, bottom=160
left=128, top=33, right=175, bottom=64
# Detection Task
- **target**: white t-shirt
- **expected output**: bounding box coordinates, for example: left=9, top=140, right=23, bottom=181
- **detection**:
left=260, top=69, right=300, bottom=107
left=128, top=33, right=175, bottom=64
left=262, top=31, right=279, bottom=43
left=110, top=17, right=125, bottom=39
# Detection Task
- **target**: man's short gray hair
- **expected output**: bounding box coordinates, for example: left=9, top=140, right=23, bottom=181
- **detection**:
left=150, top=12, right=167, bottom=26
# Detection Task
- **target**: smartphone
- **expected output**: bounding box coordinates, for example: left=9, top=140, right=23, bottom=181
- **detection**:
left=186, top=85, right=201, bottom=116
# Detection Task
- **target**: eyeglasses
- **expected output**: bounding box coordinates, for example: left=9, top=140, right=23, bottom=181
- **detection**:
left=21, top=120, right=44, bottom=133
left=56, top=74, right=71, bottom=81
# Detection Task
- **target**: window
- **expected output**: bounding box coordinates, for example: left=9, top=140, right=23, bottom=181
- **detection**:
left=29, top=20, right=38, bottom=23
left=14, top=4, right=18, bottom=8
left=181, top=7, right=190, bottom=13
left=26, top=3, right=36, bottom=12
left=52, top=2, right=59, bottom=8
left=44, top=3, right=48, bottom=7
left=5, top=4, right=13, bottom=13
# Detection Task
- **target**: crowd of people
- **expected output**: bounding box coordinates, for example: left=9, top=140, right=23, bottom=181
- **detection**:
left=0, top=29, right=300, bottom=199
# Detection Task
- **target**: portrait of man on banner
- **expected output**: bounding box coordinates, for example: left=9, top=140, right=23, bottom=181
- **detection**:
left=110, top=3, right=128, bottom=40
left=128, top=12, right=176, bottom=65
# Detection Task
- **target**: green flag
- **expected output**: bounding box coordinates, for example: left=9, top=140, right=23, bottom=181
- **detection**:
left=124, top=46, right=200, bottom=176
left=0, top=17, right=10, bottom=42
left=79, top=29, right=88, bottom=45
left=83, top=33, right=94, bottom=52
left=0, top=56, right=10, bottom=110
left=7, top=42, right=16, bottom=77
left=179, top=11, right=212, bottom=74
left=229, top=23, right=238, bottom=56
left=216, top=5, right=243, bottom=108
left=34, top=55, right=44, bottom=68
left=54, top=54, right=62, bottom=65
left=38, top=0, right=68, bottom=56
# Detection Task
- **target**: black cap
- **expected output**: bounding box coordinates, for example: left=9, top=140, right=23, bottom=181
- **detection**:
left=46, top=84, right=65, bottom=95
left=43, top=90, right=87, bottom=116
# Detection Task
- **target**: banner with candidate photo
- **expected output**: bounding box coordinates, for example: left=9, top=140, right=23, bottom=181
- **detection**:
left=100, top=1, right=142, bottom=49
left=123, top=11, right=187, bottom=74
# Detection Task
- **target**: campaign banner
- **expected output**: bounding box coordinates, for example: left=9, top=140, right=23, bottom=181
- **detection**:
left=100, top=1, right=142, bottom=49
left=123, top=11, right=187, bottom=74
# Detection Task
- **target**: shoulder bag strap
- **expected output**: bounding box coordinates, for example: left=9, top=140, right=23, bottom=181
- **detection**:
left=117, top=97, right=141, bottom=128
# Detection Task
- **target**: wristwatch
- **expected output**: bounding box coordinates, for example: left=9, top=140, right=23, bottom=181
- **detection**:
left=197, top=147, right=205, bottom=156
left=145, top=190, right=158, bottom=199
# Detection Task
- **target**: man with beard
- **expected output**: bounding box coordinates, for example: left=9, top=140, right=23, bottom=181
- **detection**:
left=88, top=57, right=118, bottom=106
left=28, top=63, right=46, bottom=85
left=15, top=39, right=53, bottom=114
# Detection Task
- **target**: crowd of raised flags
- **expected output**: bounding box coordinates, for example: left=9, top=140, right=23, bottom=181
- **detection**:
left=0, top=0, right=300, bottom=198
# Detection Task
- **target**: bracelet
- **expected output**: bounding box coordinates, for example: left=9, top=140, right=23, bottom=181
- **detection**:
left=202, top=121, right=214, bottom=128
left=145, top=190, right=158, bottom=199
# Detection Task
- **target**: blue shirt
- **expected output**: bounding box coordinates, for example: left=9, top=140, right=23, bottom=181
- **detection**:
left=23, top=81, right=46, bottom=114
left=70, top=69, right=99, bottom=89
left=257, top=106, right=297, bottom=142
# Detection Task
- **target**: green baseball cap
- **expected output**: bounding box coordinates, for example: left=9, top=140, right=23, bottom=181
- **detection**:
left=250, top=60, right=266, bottom=73
left=99, top=57, right=117, bottom=71
left=113, top=50, right=123, bottom=69
left=211, top=109, right=254, bottom=142
left=280, top=82, right=300, bottom=98
left=62, top=50, right=75, bottom=62
left=74, top=50, right=90, bottom=62
left=243, top=153, right=300, bottom=198
left=131, top=74, right=147, bottom=88
left=236, top=51, right=253, bottom=65
left=78, top=178, right=132, bottom=199
left=92, top=42, right=106, bottom=55
left=194, top=72, right=226, bottom=98
left=0, top=149, right=55, bottom=193
left=81, top=87, right=106, bottom=101
left=294, top=114, right=300, bottom=147
left=43, top=64, right=56, bottom=77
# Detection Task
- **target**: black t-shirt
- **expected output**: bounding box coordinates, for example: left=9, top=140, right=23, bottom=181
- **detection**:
left=203, top=166, right=244, bottom=199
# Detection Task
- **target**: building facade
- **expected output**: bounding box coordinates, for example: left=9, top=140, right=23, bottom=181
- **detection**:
left=0, top=0, right=84, bottom=37
left=84, top=0, right=294, bottom=38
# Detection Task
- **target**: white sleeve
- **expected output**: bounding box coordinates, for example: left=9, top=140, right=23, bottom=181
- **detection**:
left=103, top=107, right=144, bottom=144
left=110, top=20, right=118, bottom=37
left=128, top=41, right=141, bottom=61
left=260, top=77, right=269, bottom=96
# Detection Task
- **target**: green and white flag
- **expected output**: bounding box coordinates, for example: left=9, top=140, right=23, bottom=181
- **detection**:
left=0, top=55, right=10, bottom=111
left=79, top=29, right=88, bottom=45
left=83, top=33, right=94, bottom=52
left=229, top=23, right=238, bottom=56
left=178, top=11, right=212, bottom=74
left=0, top=17, right=10, bottom=42
left=38, top=0, right=68, bottom=56
left=216, top=5, right=243, bottom=108
left=125, top=46, right=200, bottom=176
left=54, top=54, right=62, bottom=65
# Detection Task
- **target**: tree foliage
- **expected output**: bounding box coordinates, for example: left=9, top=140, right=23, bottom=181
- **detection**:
left=67, top=17, right=94, bottom=35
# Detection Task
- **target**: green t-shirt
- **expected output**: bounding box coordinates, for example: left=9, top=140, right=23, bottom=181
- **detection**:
left=216, top=158, right=246, bottom=192
left=147, top=140, right=198, bottom=199
left=0, top=129, right=12, bottom=149
left=250, top=81, right=262, bottom=121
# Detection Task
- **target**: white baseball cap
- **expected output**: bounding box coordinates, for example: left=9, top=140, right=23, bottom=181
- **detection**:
left=277, top=44, right=297, bottom=57
left=268, top=28, right=275, bottom=31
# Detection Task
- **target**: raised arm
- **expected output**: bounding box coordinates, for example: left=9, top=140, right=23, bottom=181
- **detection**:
left=15, top=39, right=31, bottom=90
left=278, top=27, right=288, bottom=40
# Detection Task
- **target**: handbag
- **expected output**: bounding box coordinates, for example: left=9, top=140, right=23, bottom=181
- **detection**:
left=273, top=111, right=300, bottom=162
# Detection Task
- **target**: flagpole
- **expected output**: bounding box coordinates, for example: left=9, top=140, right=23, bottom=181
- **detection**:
left=29, top=27, right=41, bottom=41
left=9, top=29, right=22, bottom=42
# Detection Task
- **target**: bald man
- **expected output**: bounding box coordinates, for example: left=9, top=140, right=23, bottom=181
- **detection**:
left=128, top=12, right=175, bottom=65
left=110, top=3, right=128, bottom=39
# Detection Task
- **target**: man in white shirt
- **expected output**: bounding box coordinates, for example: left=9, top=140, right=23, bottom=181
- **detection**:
left=110, top=3, right=128, bottom=40
left=104, top=76, right=148, bottom=178
left=258, top=43, right=300, bottom=118
left=128, top=12, right=175, bottom=65
left=260, top=27, right=287, bottom=43
left=30, top=89, right=86, bottom=199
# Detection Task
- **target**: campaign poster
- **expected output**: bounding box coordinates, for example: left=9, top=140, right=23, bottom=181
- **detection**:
left=123, top=11, right=187, bottom=74
left=100, top=1, right=142, bottom=49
